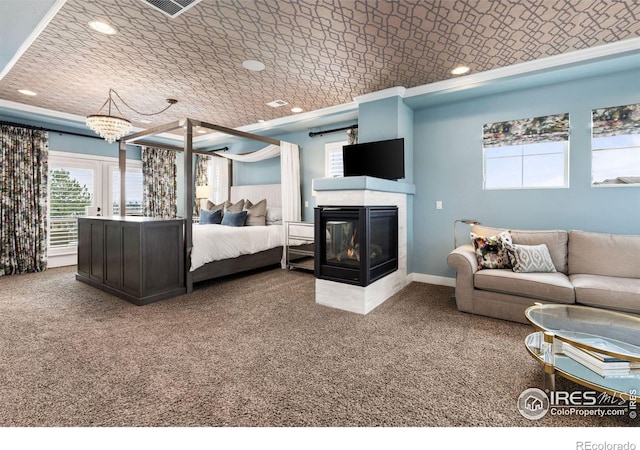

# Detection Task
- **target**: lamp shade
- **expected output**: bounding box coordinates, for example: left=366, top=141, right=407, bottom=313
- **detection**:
left=195, top=185, right=210, bottom=199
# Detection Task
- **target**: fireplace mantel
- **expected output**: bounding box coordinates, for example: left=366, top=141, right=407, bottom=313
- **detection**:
left=311, top=176, right=415, bottom=314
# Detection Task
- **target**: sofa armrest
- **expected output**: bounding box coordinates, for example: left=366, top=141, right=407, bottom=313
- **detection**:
left=446, top=244, right=478, bottom=313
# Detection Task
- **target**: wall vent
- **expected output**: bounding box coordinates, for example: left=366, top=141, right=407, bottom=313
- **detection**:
left=139, top=0, right=202, bottom=18
left=266, top=100, right=288, bottom=108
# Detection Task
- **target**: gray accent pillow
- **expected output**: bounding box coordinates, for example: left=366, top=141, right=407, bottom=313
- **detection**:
left=221, top=210, right=247, bottom=227
left=508, top=243, right=557, bottom=273
left=244, top=199, right=267, bottom=226
left=199, top=208, right=222, bottom=225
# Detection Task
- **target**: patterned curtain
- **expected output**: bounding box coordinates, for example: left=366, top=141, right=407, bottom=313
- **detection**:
left=193, top=154, right=211, bottom=215
left=592, top=103, right=640, bottom=138
left=347, top=127, right=358, bottom=145
left=142, top=146, right=177, bottom=218
left=483, top=113, right=569, bottom=147
left=0, top=124, right=49, bottom=276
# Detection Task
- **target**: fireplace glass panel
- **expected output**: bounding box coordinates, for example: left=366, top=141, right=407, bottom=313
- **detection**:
left=369, top=214, right=395, bottom=267
left=325, top=219, right=360, bottom=268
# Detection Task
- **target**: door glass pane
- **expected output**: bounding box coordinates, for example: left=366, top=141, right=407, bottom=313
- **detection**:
left=112, top=167, right=144, bottom=215
left=49, top=166, right=94, bottom=250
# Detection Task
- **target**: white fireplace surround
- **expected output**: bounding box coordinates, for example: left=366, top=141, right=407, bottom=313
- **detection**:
left=312, top=176, right=415, bottom=314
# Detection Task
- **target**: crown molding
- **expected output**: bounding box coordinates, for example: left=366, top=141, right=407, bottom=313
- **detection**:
left=404, top=37, right=640, bottom=100
left=354, top=87, right=407, bottom=104
left=0, top=0, right=67, bottom=82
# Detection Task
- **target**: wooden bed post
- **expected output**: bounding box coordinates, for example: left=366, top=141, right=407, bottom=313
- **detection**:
left=184, top=119, right=194, bottom=293
left=119, top=139, right=127, bottom=216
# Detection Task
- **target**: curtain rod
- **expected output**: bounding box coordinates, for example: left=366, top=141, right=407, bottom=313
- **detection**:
left=308, top=124, right=358, bottom=138
left=0, top=120, right=106, bottom=140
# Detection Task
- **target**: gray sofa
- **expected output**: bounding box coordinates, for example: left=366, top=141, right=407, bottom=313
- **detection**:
left=446, top=226, right=640, bottom=324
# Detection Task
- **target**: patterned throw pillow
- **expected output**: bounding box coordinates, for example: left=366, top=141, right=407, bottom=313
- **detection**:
left=471, top=231, right=513, bottom=270
left=507, top=243, right=557, bottom=273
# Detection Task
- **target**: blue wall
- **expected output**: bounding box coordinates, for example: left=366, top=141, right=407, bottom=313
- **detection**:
left=412, top=68, right=640, bottom=279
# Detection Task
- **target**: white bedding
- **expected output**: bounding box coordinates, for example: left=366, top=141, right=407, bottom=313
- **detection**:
left=190, top=224, right=284, bottom=271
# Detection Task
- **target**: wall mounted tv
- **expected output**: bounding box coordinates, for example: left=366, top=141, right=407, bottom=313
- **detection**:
left=342, top=137, right=405, bottom=180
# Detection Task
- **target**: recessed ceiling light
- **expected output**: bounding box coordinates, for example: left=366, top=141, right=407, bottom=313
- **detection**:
left=88, top=20, right=118, bottom=35
left=451, top=65, right=470, bottom=75
left=196, top=129, right=207, bottom=134
left=242, top=59, right=265, bottom=71
left=135, top=118, right=152, bottom=124
left=257, top=119, right=266, bottom=123
left=291, top=107, right=303, bottom=113
left=18, top=89, right=37, bottom=96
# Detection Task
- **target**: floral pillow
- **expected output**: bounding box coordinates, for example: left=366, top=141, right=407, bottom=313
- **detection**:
left=470, top=231, right=513, bottom=270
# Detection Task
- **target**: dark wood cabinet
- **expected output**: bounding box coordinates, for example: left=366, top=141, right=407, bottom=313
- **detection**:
left=76, top=217, right=186, bottom=305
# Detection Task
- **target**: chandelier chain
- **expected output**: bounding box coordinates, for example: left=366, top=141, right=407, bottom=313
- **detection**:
left=109, top=88, right=176, bottom=116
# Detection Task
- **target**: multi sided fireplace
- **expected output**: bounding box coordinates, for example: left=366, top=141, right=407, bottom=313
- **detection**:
left=314, top=205, right=398, bottom=287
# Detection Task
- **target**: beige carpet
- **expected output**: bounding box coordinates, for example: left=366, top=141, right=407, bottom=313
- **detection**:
left=0, top=266, right=634, bottom=427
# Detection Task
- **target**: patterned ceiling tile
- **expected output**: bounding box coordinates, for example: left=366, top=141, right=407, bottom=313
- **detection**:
left=1, top=0, right=639, bottom=130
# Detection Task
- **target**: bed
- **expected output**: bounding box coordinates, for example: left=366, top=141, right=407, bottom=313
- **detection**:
left=190, top=183, right=286, bottom=284
left=104, top=117, right=302, bottom=302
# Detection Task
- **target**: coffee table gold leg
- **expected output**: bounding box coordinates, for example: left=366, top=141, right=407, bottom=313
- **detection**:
left=544, top=364, right=556, bottom=392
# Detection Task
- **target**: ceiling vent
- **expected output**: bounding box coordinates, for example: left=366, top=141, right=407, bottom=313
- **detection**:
left=266, top=100, right=289, bottom=108
left=139, top=0, right=202, bottom=18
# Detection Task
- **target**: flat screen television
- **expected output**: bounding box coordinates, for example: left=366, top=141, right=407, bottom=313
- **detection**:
left=342, top=137, right=405, bottom=180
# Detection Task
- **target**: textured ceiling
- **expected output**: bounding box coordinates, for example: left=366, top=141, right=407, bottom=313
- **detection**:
left=1, top=0, right=640, bottom=132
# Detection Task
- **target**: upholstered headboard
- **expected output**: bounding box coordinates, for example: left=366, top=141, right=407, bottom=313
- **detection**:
left=230, top=184, right=282, bottom=208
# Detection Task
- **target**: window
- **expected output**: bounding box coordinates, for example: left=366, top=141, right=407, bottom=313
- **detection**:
left=325, top=140, right=347, bottom=178
left=592, top=103, right=640, bottom=186
left=110, top=163, right=144, bottom=215
left=483, top=113, right=569, bottom=190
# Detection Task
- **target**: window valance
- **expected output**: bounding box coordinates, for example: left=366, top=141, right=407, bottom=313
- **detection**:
left=592, top=103, right=640, bottom=138
left=483, top=113, right=569, bottom=148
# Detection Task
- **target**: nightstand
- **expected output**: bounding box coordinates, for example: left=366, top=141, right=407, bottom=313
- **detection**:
left=286, top=221, right=314, bottom=272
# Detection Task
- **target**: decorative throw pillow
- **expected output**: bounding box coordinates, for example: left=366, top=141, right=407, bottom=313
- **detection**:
left=206, top=200, right=225, bottom=213
left=199, top=208, right=222, bottom=225
left=244, top=199, right=267, bottom=226
left=266, top=207, right=283, bottom=225
left=471, top=231, right=513, bottom=270
left=221, top=210, right=247, bottom=227
left=508, top=243, right=557, bottom=273
left=224, top=199, right=244, bottom=214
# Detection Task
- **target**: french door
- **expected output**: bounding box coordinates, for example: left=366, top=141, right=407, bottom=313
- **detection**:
left=47, top=151, right=142, bottom=268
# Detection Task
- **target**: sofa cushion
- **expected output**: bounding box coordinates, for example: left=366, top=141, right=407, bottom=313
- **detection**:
left=474, top=269, right=574, bottom=303
left=472, top=225, right=568, bottom=273
left=568, top=230, right=640, bottom=278
left=570, top=274, right=640, bottom=314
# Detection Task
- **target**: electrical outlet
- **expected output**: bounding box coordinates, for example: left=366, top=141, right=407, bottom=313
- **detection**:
left=436, top=201, right=443, bottom=210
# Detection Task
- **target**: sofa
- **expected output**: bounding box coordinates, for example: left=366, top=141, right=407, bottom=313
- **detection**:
left=446, top=226, right=640, bottom=324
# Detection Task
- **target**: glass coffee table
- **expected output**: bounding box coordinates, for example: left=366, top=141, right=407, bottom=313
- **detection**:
left=525, top=304, right=640, bottom=401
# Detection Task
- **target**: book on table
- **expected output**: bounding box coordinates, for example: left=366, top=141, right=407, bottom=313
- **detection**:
left=560, top=340, right=640, bottom=378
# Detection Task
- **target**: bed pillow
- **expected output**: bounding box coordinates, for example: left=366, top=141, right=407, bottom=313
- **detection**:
left=224, top=199, right=244, bottom=214
left=206, top=200, right=225, bottom=213
left=266, top=207, right=283, bottom=225
left=199, top=208, right=222, bottom=225
left=221, top=210, right=247, bottom=227
left=471, top=231, right=513, bottom=270
left=507, top=243, right=557, bottom=273
left=244, top=199, right=267, bottom=226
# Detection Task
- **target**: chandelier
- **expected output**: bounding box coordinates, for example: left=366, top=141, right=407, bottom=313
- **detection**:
left=86, top=88, right=177, bottom=143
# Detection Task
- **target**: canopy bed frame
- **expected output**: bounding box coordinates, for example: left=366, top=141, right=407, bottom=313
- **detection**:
left=94, top=118, right=301, bottom=300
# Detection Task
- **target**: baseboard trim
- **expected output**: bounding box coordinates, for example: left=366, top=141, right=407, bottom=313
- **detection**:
left=408, top=273, right=456, bottom=287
